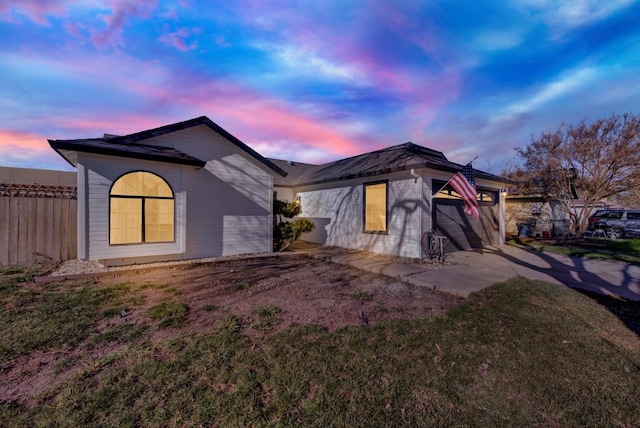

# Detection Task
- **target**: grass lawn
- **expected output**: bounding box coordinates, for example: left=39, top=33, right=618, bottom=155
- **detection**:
left=1, top=266, right=640, bottom=426
left=509, top=237, right=640, bottom=264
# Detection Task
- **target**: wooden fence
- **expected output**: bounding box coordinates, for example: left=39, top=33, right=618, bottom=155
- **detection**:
left=0, top=184, right=77, bottom=267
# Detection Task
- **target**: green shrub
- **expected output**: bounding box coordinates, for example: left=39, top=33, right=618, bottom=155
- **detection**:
left=273, top=198, right=316, bottom=251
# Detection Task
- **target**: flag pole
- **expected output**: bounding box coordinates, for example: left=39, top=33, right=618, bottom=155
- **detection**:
left=434, top=155, right=479, bottom=195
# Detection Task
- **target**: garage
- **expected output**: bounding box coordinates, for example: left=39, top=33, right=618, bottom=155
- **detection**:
left=433, top=186, right=499, bottom=253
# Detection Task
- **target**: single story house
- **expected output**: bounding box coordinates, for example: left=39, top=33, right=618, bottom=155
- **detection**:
left=270, top=143, right=509, bottom=257
left=505, top=195, right=616, bottom=238
left=50, top=116, right=510, bottom=265
left=49, top=116, right=286, bottom=266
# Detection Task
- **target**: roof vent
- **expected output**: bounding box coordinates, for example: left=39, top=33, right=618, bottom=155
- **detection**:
left=103, top=134, right=121, bottom=140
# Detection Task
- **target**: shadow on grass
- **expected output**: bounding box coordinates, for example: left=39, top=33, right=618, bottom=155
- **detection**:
left=508, top=237, right=640, bottom=265
left=482, top=242, right=640, bottom=302
left=575, top=289, right=640, bottom=337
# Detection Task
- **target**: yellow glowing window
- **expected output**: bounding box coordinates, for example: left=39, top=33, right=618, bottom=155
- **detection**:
left=435, top=187, right=494, bottom=202
left=110, top=172, right=174, bottom=245
left=364, top=182, right=387, bottom=233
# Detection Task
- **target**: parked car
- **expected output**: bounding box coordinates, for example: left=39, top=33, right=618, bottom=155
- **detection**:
left=587, top=209, right=640, bottom=239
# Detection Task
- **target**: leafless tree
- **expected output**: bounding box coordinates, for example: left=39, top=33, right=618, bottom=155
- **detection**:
left=505, top=113, right=640, bottom=236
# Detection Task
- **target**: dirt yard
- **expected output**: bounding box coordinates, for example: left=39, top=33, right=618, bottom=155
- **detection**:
left=94, top=254, right=463, bottom=337
left=1, top=254, right=463, bottom=406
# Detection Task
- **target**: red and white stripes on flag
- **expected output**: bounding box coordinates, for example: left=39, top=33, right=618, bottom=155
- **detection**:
left=450, top=163, right=479, bottom=219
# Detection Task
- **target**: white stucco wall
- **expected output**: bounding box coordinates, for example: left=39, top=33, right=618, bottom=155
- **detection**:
left=293, top=168, right=507, bottom=258
left=273, top=187, right=295, bottom=203
left=295, top=172, right=424, bottom=258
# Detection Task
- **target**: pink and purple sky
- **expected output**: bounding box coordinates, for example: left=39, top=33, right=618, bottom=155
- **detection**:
left=1, top=0, right=639, bottom=173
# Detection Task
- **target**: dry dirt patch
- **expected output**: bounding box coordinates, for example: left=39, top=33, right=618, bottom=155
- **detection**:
left=1, top=255, right=462, bottom=406
left=98, top=254, right=462, bottom=336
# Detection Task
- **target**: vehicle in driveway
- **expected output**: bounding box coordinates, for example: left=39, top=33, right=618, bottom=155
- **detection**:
left=587, top=209, right=640, bottom=239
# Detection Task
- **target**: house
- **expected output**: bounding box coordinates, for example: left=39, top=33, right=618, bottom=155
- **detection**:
left=49, top=116, right=286, bottom=266
left=49, top=116, right=510, bottom=265
left=505, top=195, right=614, bottom=238
left=270, top=143, right=510, bottom=257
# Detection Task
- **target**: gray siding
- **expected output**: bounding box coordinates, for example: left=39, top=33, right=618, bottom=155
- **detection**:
left=143, top=126, right=273, bottom=258
left=83, top=153, right=186, bottom=262
left=79, top=125, right=274, bottom=263
left=421, top=174, right=434, bottom=251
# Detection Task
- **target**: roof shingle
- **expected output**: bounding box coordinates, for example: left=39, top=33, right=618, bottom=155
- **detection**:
left=272, top=142, right=507, bottom=186
left=49, top=116, right=287, bottom=176
left=49, top=138, right=207, bottom=167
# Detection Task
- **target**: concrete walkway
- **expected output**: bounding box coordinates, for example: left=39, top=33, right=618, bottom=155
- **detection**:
left=305, top=244, right=640, bottom=300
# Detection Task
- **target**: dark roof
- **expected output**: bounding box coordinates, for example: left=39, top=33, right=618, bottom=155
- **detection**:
left=266, top=159, right=318, bottom=186
left=49, top=116, right=287, bottom=176
left=49, top=138, right=207, bottom=168
left=274, top=142, right=509, bottom=187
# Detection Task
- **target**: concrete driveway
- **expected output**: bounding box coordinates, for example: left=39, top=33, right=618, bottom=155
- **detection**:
left=309, top=244, right=640, bottom=300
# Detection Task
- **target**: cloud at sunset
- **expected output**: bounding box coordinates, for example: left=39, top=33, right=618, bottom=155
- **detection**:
left=91, top=0, right=157, bottom=48
left=0, top=0, right=71, bottom=24
left=0, top=129, right=70, bottom=170
left=1, top=0, right=639, bottom=173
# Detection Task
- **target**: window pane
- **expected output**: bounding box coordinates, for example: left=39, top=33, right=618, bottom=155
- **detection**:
left=436, top=187, right=489, bottom=202
left=143, top=173, right=172, bottom=197
left=365, top=183, right=387, bottom=232
left=111, top=172, right=144, bottom=196
left=145, top=199, right=175, bottom=242
left=110, top=198, right=142, bottom=244
left=112, top=172, right=172, bottom=197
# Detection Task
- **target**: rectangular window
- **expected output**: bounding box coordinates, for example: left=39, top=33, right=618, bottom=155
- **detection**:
left=145, top=199, right=175, bottom=242
left=364, top=182, right=387, bottom=233
left=110, top=198, right=142, bottom=244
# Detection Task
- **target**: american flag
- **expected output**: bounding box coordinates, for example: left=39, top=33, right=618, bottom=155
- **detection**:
left=450, top=163, right=479, bottom=219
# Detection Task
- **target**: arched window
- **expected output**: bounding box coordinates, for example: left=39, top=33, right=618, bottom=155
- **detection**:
left=109, top=171, right=174, bottom=245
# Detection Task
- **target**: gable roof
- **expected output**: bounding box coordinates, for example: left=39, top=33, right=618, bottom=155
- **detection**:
left=49, top=116, right=287, bottom=176
left=49, top=138, right=207, bottom=168
left=273, top=142, right=508, bottom=187
left=265, top=159, right=319, bottom=186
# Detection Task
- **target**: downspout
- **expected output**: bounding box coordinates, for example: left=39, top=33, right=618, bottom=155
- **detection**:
left=411, top=169, right=423, bottom=258
left=269, top=175, right=273, bottom=253
left=76, top=160, right=89, bottom=260
left=499, top=188, right=507, bottom=245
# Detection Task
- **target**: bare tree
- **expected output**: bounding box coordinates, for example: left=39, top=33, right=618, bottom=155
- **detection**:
left=610, top=187, right=640, bottom=208
left=506, top=113, right=640, bottom=236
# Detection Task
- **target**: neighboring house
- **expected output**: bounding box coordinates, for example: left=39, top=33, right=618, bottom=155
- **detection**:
left=505, top=195, right=571, bottom=238
left=49, top=116, right=286, bottom=266
left=49, top=116, right=510, bottom=265
left=270, top=143, right=510, bottom=256
left=0, top=166, right=76, bottom=188
left=505, top=195, right=614, bottom=238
